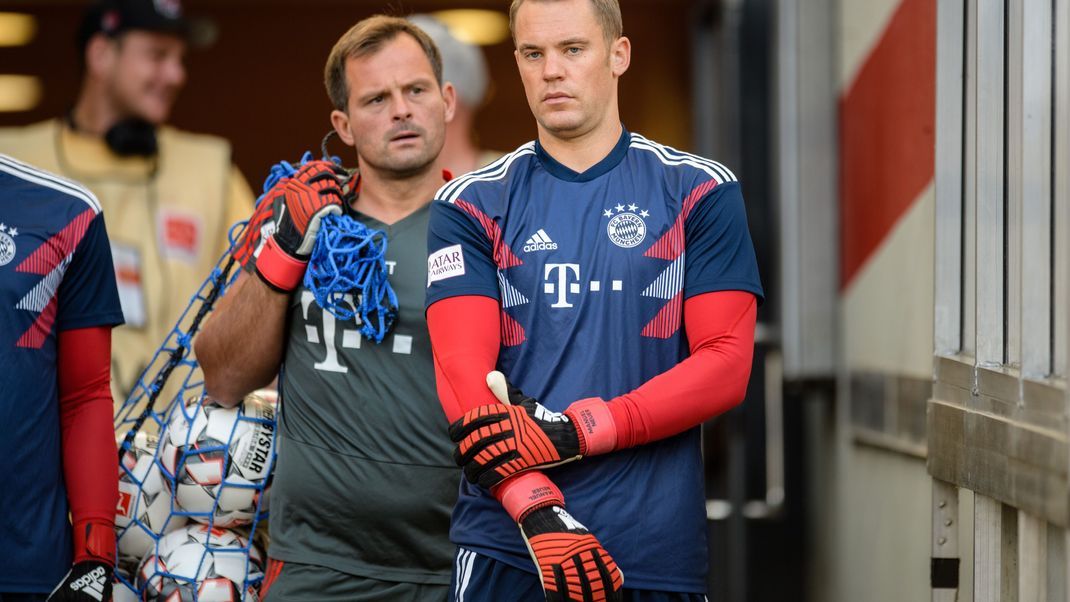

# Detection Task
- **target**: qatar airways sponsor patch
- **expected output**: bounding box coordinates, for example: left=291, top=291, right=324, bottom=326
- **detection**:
left=427, top=244, right=465, bottom=286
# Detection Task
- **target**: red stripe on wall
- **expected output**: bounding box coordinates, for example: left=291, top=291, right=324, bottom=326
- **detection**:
left=839, top=0, right=935, bottom=289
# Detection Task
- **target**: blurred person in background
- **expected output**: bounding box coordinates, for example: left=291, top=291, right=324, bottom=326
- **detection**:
left=0, top=0, right=254, bottom=403
left=409, top=14, right=503, bottom=176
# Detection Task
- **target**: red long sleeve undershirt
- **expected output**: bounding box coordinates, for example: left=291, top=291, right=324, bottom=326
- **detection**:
left=57, top=325, right=118, bottom=564
left=427, top=290, right=757, bottom=448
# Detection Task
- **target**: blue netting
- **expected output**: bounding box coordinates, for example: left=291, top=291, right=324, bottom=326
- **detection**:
left=111, top=151, right=400, bottom=599
left=112, top=156, right=297, bottom=601
left=112, top=151, right=395, bottom=599
left=304, top=213, right=397, bottom=344
left=255, top=150, right=398, bottom=343
left=110, top=153, right=312, bottom=598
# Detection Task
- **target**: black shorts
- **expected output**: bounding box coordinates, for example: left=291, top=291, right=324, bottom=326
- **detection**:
left=262, top=558, right=449, bottom=602
left=449, top=547, right=708, bottom=602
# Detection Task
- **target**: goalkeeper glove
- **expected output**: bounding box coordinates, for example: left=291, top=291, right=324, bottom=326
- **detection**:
left=255, top=160, right=350, bottom=292
left=449, top=371, right=618, bottom=489
left=47, top=562, right=111, bottom=602
left=48, top=522, right=114, bottom=602
left=498, top=473, right=623, bottom=602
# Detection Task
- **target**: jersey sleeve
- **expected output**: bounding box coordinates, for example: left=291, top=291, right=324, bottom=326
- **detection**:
left=683, top=181, right=764, bottom=302
left=605, top=290, right=757, bottom=449
left=56, top=212, right=124, bottom=331
left=425, top=199, right=501, bottom=308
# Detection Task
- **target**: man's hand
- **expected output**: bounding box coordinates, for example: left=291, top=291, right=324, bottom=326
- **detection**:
left=449, top=372, right=617, bottom=488
left=255, top=160, right=350, bottom=292
left=47, top=561, right=112, bottom=602
left=449, top=372, right=580, bottom=488
left=520, top=504, right=623, bottom=602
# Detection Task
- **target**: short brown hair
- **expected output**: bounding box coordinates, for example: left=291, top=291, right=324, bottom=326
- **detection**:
left=324, top=15, right=443, bottom=111
left=509, top=0, right=622, bottom=45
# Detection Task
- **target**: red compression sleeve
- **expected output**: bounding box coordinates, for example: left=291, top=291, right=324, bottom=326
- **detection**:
left=606, top=290, right=757, bottom=450
left=58, top=326, right=118, bottom=565
left=428, top=296, right=561, bottom=518
left=427, top=295, right=502, bottom=422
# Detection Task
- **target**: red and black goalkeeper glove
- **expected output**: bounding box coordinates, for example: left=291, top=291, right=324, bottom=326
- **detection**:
left=497, top=473, right=623, bottom=602
left=449, top=371, right=618, bottom=489
left=47, top=522, right=113, bottom=602
left=255, top=160, right=350, bottom=293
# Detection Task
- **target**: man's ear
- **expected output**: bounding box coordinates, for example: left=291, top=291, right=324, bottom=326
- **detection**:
left=85, top=34, right=117, bottom=79
left=441, top=81, right=458, bottom=124
left=610, top=36, right=631, bottom=77
left=330, top=109, right=355, bottom=147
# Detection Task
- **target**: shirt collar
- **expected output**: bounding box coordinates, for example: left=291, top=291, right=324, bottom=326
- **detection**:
left=534, top=127, right=630, bottom=183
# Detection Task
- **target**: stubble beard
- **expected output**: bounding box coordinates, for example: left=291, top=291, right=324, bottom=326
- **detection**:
left=364, top=139, right=441, bottom=181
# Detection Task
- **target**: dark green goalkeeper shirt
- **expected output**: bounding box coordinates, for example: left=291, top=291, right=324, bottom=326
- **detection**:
left=250, top=202, right=457, bottom=584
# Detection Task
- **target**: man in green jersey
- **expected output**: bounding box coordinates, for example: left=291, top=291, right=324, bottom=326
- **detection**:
left=195, top=15, right=458, bottom=601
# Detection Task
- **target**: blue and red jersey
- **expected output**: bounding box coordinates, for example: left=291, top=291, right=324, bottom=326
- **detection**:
left=0, top=155, right=123, bottom=591
left=425, top=130, right=763, bottom=592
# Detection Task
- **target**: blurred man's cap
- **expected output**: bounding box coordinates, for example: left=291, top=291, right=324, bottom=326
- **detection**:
left=78, top=0, right=201, bottom=51
left=409, top=14, right=490, bottom=109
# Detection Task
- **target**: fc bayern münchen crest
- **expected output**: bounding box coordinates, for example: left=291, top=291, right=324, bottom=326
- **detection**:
left=0, top=223, right=18, bottom=267
left=604, top=203, right=649, bottom=248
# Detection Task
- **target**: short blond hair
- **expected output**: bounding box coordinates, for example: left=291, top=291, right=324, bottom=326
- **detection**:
left=324, top=15, right=443, bottom=111
left=509, top=0, right=623, bottom=45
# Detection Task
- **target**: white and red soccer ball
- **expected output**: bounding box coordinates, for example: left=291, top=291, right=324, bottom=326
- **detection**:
left=136, top=523, right=264, bottom=601
left=116, top=433, right=188, bottom=567
left=160, top=394, right=276, bottom=528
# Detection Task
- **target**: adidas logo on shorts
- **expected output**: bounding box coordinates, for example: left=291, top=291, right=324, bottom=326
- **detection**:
left=523, top=229, right=558, bottom=252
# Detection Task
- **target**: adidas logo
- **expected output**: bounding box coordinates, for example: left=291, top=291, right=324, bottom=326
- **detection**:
left=69, top=565, right=107, bottom=601
left=533, top=403, right=569, bottom=423
left=523, top=229, right=558, bottom=252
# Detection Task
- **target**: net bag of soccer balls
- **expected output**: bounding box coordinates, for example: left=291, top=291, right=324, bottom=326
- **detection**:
left=114, top=392, right=276, bottom=601
left=110, top=154, right=380, bottom=600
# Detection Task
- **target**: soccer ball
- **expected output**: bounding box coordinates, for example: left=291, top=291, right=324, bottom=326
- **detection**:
left=112, top=567, right=140, bottom=602
left=160, top=394, right=276, bottom=528
left=116, top=433, right=188, bottom=567
left=137, top=524, right=264, bottom=601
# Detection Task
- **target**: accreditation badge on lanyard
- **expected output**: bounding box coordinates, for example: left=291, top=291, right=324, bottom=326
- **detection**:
left=111, top=242, right=147, bottom=328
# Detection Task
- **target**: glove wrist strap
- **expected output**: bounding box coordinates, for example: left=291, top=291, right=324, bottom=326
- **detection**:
left=73, top=520, right=115, bottom=566
left=493, top=472, right=564, bottom=523
left=255, top=236, right=307, bottom=293
left=565, top=397, right=617, bottom=456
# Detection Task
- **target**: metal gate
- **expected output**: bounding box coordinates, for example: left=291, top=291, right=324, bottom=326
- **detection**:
left=930, top=0, right=1070, bottom=599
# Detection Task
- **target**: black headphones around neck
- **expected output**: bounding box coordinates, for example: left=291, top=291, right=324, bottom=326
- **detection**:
left=67, top=111, right=159, bottom=157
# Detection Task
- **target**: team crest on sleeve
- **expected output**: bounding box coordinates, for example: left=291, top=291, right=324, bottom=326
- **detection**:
left=603, top=203, right=649, bottom=248
left=427, top=244, right=466, bottom=286
left=0, top=223, right=18, bottom=266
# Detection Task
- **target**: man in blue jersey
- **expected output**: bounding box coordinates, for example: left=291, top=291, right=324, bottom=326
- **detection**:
left=425, top=0, right=763, bottom=600
left=0, top=155, right=125, bottom=601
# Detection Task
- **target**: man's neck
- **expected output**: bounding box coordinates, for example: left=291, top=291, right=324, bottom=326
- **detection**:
left=538, top=119, right=623, bottom=174
left=70, top=88, right=120, bottom=137
left=352, top=164, right=443, bottom=225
